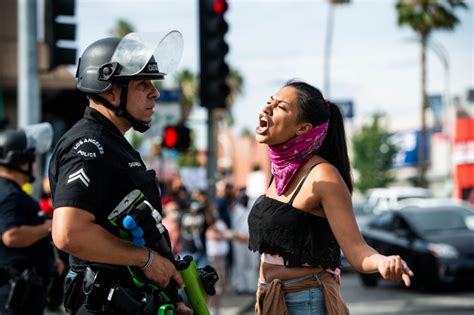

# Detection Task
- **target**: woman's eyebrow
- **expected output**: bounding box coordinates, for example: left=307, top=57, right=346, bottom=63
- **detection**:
left=275, top=98, right=290, bottom=105
left=270, top=95, right=290, bottom=105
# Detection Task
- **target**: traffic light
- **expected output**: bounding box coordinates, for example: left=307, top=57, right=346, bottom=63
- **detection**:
left=45, top=0, right=77, bottom=69
left=199, top=0, right=230, bottom=109
left=162, top=125, right=191, bottom=152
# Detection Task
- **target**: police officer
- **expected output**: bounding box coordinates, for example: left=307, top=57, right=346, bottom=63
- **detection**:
left=0, top=123, right=55, bottom=315
left=48, top=32, right=192, bottom=314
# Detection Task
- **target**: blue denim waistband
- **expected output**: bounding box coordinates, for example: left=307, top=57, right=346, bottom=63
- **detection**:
left=259, top=273, right=322, bottom=287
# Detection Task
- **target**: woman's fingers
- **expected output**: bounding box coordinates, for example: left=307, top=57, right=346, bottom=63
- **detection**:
left=379, top=255, right=414, bottom=286
left=402, top=273, right=411, bottom=287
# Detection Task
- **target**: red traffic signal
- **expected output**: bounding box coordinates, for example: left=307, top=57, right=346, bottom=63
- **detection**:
left=162, top=125, right=191, bottom=152
left=213, top=0, right=228, bottom=14
left=199, top=0, right=230, bottom=109
left=163, top=126, right=178, bottom=148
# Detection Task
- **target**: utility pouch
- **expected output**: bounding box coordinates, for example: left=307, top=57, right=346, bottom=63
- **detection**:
left=105, top=285, right=144, bottom=315
left=83, top=266, right=109, bottom=313
left=0, top=268, right=9, bottom=286
left=63, top=268, right=85, bottom=313
left=5, top=269, right=36, bottom=312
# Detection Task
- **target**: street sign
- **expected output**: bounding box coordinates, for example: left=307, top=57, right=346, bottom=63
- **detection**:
left=391, top=130, right=431, bottom=168
left=157, top=89, right=180, bottom=103
left=335, top=100, right=354, bottom=119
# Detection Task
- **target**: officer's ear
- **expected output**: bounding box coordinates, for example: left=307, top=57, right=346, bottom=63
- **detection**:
left=100, top=83, right=121, bottom=106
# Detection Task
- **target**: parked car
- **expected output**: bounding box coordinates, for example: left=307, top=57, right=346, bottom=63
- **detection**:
left=398, top=197, right=474, bottom=209
left=359, top=204, right=474, bottom=290
left=365, top=187, right=432, bottom=214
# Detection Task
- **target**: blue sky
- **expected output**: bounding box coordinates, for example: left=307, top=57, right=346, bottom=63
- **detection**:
left=77, top=0, right=473, bottom=147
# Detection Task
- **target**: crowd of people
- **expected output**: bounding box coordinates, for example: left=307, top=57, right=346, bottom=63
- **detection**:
left=160, top=180, right=260, bottom=315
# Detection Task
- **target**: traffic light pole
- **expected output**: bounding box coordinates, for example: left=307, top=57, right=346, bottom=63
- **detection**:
left=200, top=0, right=230, bottom=204
left=207, top=108, right=217, bottom=204
left=17, top=0, right=40, bottom=127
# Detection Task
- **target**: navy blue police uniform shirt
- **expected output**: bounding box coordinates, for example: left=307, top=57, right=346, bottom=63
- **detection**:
left=48, top=107, right=167, bottom=268
left=0, top=177, right=54, bottom=280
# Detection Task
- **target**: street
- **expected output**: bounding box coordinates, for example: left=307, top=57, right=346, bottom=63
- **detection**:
left=341, top=271, right=474, bottom=315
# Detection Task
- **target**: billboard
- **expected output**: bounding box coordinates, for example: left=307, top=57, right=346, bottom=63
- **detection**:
left=391, top=129, right=431, bottom=168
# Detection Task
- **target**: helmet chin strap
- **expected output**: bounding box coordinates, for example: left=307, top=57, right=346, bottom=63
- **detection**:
left=92, top=82, right=151, bottom=133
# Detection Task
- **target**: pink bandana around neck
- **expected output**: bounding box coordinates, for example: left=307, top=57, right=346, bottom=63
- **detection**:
left=269, top=120, right=329, bottom=195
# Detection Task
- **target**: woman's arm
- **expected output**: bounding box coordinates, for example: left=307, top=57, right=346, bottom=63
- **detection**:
left=313, top=164, right=414, bottom=286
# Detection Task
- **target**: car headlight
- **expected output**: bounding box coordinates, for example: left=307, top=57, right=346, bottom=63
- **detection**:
left=427, top=243, right=459, bottom=259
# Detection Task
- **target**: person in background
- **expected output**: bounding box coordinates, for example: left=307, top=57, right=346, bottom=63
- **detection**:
left=173, top=185, right=191, bottom=213
left=230, top=188, right=259, bottom=294
left=205, top=212, right=231, bottom=315
left=178, top=199, right=210, bottom=267
left=248, top=80, right=414, bottom=315
left=215, top=182, right=235, bottom=276
left=39, top=176, right=68, bottom=313
left=161, top=198, right=182, bottom=257
left=0, top=123, right=56, bottom=315
left=215, top=182, right=234, bottom=230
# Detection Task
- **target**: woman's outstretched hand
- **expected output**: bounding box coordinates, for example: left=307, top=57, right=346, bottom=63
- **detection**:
left=377, top=255, right=414, bottom=287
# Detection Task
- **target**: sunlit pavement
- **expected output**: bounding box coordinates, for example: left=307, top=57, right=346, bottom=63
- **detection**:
left=47, top=272, right=474, bottom=314
left=341, top=271, right=474, bottom=315
left=220, top=290, right=255, bottom=315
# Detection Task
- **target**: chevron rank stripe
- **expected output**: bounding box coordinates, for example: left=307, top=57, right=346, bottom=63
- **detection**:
left=67, top=168, right=90, bottom=187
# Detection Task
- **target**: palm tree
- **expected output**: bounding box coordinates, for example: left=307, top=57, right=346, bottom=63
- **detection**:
left=219, top=68, right=244, bottom=126
left=177, top=68, right=243, bottom=125
left=396, top=0, right=467, bottom=187
left=110, top=18, right=135, bottom=37
left=174, top=69, right=197, bottom=123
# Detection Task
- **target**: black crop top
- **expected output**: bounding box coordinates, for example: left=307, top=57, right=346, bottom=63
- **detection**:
left=247, top=163, right=341, bottom=269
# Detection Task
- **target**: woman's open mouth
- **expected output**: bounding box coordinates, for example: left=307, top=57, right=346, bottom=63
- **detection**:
left=256, top=114, right=269, bottom=134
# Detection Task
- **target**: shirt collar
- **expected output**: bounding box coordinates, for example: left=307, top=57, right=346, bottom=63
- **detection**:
left=84, top=106, right=124, bottom=137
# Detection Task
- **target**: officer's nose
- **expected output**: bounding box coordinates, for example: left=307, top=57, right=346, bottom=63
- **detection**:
left=150, top=85, right=160, bottom=100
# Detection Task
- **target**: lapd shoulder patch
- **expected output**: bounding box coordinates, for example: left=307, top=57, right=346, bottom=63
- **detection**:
left=72, top=137, right=105, bottom=160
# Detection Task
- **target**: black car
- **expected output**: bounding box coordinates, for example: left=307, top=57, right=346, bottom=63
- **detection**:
left=359, top=204, right=474, bottom=290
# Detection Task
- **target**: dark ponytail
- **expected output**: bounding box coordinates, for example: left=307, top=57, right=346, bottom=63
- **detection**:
left=284, top=80, right=353, bottom=193
left=318, top=102, right=353, bottom=193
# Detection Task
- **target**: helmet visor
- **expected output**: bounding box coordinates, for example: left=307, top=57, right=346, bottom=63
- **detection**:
left=22, top=122, right=53, bottom=154
left=111, top=31, right=183, bottom=79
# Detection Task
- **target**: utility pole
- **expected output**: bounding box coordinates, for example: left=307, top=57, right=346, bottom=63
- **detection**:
left=323, top=3, right=334, bottom=98
left=324, top=0, right=350, bottom=98
left=207, top=109, right=217, bottom=203
left=17, top=0, right=40, bottom=127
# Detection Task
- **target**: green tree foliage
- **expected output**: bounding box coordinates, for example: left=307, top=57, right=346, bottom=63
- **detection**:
left=174, top=69, right=197, bottom=123
left=352, top=114, right=399, bottom=194
left=396, top=0, right=467, bottom=186
left=178, top=149, right=201, bottom=167
left=110, top=18, right=135, bottom=37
